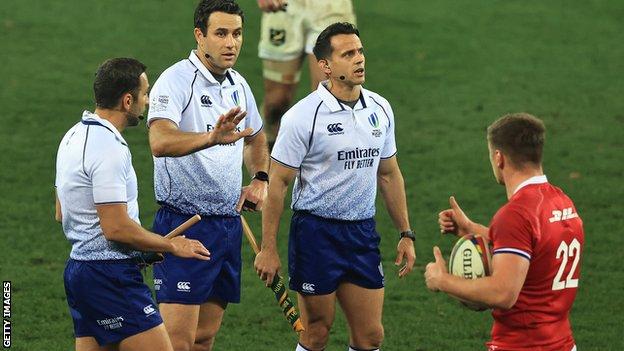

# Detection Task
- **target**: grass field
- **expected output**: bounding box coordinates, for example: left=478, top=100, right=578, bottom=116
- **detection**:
left=1, top=0, right=623, bottom=350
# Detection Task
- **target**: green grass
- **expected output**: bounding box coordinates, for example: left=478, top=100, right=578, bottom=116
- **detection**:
left=1, top=0, right=623, bottom=350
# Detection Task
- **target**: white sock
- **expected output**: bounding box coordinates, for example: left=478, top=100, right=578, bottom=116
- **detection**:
left=348, top=347, right=379, bottom=351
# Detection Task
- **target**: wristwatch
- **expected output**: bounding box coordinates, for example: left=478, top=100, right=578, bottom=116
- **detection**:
left=399, top=230, right=415, bottom=241
left=252, top=171, right=269, bottom=183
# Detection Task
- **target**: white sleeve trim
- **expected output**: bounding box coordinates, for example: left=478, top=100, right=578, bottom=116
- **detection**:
left=493, top=247, right=531, bottom=260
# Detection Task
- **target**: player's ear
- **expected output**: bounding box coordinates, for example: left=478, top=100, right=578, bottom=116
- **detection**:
left=495, top=150, right=504, bottom=169
left=194, top=27, right=205, bottom=43
left=121, top=92, right=133, bottom=111
left=318, top=59, right=331, bottom=75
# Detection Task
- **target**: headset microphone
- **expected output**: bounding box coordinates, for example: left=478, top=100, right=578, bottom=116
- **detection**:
left=205, top=53, right=210, bottom=59
left=339, top=75, right=346, bottom=80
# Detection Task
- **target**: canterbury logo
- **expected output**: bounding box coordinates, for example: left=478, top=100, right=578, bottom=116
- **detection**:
left=143, top=304, right=156, bottom=315
left=301, top=283, right=315, bottom=293
left=200, top=95, right=212, bottom=107
left=326, top=123, right=344, bottom=135
left=549, top=208, right=579, bottom=222
left=176, top=281, right=191, bottom=291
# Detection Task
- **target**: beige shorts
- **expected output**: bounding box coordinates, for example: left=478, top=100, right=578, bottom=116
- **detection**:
left=258, top=0, right=356, bottom=62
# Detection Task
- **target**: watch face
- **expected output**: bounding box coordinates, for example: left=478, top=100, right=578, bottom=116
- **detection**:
left=254, top=171, right=269, bottom=182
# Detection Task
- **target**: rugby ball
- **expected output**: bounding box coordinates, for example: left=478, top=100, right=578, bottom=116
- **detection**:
left=448, top=234, right=492, bottom=311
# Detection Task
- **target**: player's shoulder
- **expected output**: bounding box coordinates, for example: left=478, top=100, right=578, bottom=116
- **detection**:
left=226, top=68, right=250, bottom=86
left=92, top=129, right=127, bottom=154
left=363, top=88, right=392, bottom=109
left=491, top=199, right=531, bottom=228
left=283, top=91, right=324, bottom=123
left=155, top=59, right=198, bottom=85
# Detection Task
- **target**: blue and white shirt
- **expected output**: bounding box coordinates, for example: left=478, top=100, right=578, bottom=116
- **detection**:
left=55, top=111, right=141, bottom=260
left=271, top=82, right=397, bottom=221
left=147, top=51, right=263, bottom=216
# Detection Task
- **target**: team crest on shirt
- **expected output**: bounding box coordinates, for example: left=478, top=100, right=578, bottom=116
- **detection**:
left=270, top=29, right=286, bottom=46
left=231, top=90, right=240, bottom=106
left=368, top=113, right=382, bottom=137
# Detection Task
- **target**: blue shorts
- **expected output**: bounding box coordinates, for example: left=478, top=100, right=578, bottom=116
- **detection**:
left=288, top=211, right=384, bottom=295
left=63, top=259, right=163, bottom=346
left=152, top=207, right=242, bottom=304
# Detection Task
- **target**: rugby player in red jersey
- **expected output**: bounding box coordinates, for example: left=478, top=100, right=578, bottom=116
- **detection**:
left=425, top=113, right=584, bottom=351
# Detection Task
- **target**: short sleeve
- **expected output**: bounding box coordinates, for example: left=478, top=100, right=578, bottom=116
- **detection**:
left=88, top=146, right=129, bottom=204
left=489, top=205, right=534, bottom=260
left=147, top=71, right=190, bottom=127
left=242, top=82, right=264, bottom=136
left=270, top=110, right=308, bottom=169
left=377, top=98, right=397, bottom=159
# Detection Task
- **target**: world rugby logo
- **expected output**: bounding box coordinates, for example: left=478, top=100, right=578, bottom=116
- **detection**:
left=326, top=123, right=344, bottom=135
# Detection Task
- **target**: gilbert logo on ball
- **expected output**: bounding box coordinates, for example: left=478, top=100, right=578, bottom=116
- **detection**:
left=448, top=234, right=492, bottom=311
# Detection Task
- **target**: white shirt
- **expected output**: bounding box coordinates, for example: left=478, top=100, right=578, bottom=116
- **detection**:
left=55, top=111, right=140, bottom=260
left=271, top=82, right=397, bottom=220
left=147, top=51, right=263, bottom=216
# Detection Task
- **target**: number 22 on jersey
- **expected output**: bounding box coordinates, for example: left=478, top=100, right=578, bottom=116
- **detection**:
left=552, top=238, right=581, bottom=291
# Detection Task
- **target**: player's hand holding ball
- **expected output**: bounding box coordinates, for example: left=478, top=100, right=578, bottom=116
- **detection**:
left=424, top=246, right=447, bottom=291
left=170, top=236, right=211, bottom=260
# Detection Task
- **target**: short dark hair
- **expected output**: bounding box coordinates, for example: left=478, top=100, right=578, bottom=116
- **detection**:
left=313, top=22, right=360, bottom=60
left=93, top=58, right=146, bottom=109
left=487, top=113, right=546, bottom=166
left=194, top=0, right=244, bottom=35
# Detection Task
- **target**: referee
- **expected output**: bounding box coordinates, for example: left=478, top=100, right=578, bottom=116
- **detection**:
left=55, top=58, right=210, bottom=351
left=255, top=23, right=416, bottom=351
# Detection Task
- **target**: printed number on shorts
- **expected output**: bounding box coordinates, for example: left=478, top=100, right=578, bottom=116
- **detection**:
left=551, top=238, right=581, bottom=291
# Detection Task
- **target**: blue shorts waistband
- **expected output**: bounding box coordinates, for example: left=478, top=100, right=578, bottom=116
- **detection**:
left=158, top=203, right=240, bottom=218
left=293, top=210, right=373, bottom=224
left=68, top=257, right=141, bottom=265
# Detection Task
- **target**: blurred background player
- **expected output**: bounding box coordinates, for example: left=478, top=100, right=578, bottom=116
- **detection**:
left=254, top=23, right=416, bottom=351
left=257, top=0, right=356, bottom=147
left=146, top=0, right=269, bottom=350
left=54, top=58, right=210, bottom=351
left=425, top=113, right=584, bottom=351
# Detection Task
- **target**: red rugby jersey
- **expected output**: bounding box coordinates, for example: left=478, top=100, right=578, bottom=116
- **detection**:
left=486, top=175, right=584, bottom=351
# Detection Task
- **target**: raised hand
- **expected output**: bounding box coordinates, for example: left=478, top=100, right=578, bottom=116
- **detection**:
left=439, top=196, right=473, bottom=236
left=206, top=106, right=253, bottom=146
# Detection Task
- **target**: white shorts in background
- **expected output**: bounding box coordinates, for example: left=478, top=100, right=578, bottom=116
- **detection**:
left=258, top=0, right=356, bottom=61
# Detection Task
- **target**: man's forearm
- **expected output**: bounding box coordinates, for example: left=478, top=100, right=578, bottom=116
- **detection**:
left=104, top=218, right=175, bottom=253
left=379, top=170, right=410, bottom=232
left=243, top=132, right=269, bottom=175
left=150, top=124, right=213, bottom=157
left=440, top=274, right=511, bottom=309
left=261, top=181, right=287, bottom=250
left=470, top=222, right=490, bottom=239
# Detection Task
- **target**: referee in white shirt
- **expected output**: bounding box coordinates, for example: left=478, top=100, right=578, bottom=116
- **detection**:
left=146, top=1, right=269, bottom=350
left=55, top=58, right=211, bottom=351
left=254, top=23, right=417, bottom=351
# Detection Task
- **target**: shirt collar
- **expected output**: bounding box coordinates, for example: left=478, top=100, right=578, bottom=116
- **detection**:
left=315, top=81, right=370, bottom=113
left=188, top=50, right=235, bottom=86
left=81, top=110, right=128, bottom=146
left=513, top=175, right=548, bottom=194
